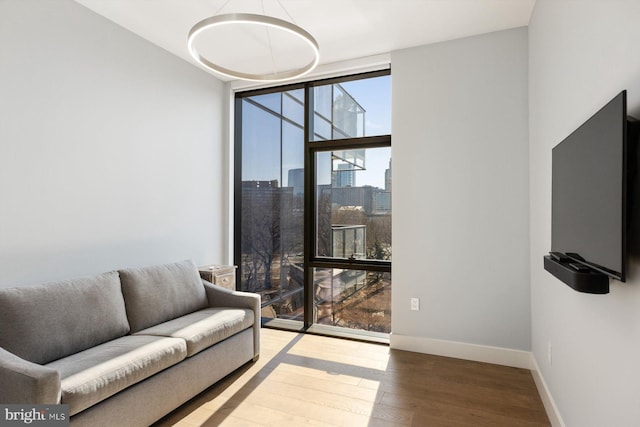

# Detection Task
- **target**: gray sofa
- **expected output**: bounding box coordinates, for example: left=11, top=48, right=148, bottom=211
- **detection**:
left=0, top=260, right=260, bottom=426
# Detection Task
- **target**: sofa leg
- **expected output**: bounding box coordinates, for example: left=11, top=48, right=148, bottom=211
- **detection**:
left=252, top=355, right=259, bottom=363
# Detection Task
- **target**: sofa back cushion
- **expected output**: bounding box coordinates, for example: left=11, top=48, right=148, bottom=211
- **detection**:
left=119, top=260, right=208, bottom=333
left=0, top=271, right=130, bottom=365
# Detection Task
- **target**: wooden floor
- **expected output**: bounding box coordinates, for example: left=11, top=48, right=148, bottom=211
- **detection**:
left=154, top=328, right=550, bottom=427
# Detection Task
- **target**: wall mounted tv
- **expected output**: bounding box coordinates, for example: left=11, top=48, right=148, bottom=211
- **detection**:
left=544, top=90, right=639, bottom=294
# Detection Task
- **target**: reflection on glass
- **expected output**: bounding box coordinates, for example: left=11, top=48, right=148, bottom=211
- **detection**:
left=314, top=269, right=391, bottom=333
left=251, top=92, right=281, bottom=115
left=332, top=150, right=365, bottom=172
left=283, top=92, right=304, bottom=124
left=312, top=75, right=391, bottom=141
left=332, top=226, right=366, bottom=259
left=315, top=147, right=392, bottom=261
left=239, top=89, right=305, bottom=322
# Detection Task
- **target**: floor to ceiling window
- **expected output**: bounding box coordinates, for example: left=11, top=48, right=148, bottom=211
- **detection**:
left=235, top=70, right=391, bottom=339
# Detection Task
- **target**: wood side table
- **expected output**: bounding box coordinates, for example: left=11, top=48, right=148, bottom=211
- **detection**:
left=198, top=265, right=237, bottom=291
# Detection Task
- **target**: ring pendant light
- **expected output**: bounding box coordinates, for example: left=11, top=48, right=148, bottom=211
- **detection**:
left=187, top=13, right=320, bottom=82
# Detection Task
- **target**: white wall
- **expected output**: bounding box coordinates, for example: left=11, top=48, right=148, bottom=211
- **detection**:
left=529, top=1, right=640, bottom=425
left=391, top=28, right=531, bottom=355
left=0, top=0, right=227, bottom=287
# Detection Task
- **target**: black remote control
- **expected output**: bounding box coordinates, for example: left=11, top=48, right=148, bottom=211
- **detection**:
left=549, top=251, right=571, bottom=262
left=569, top=262, right=591, bottom=273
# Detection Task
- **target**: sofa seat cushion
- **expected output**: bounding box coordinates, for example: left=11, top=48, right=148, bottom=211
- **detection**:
left=46, top=335, right=186, bottom=416
left=134, top=307, right=254, bottom=357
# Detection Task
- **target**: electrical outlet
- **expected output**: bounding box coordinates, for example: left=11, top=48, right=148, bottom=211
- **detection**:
left=411, top=298, right=420, bottom=311
left=547, top=343, right=552, bottom=365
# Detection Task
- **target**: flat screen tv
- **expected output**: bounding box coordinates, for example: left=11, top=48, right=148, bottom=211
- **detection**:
left=549, top=90, right=636, bottom=288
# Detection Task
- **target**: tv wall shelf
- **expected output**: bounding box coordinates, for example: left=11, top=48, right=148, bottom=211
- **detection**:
left=543, top=256, right=609, bottom=294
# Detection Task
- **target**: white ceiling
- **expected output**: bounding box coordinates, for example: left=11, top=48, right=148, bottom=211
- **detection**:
left=75, top=0, right=536, bottom=82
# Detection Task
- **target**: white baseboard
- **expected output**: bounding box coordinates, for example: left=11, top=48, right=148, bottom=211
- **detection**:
left=530, top=357, right=565, bottom=427
left=389, top=333, right=533, bottom=369
left=389, top=333, right=565, bottom=426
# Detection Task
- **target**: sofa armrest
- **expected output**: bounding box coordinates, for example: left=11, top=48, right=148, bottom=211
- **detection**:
left=0, top=347, right=61, bottom=404
left=203, top=280, right=261, bottom=359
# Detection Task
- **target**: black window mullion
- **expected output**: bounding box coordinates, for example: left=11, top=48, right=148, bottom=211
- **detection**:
left=233, top=97, right=243, bottom=287
left=309, top=259, right=391, bottom=273
left=303, top=82, right=314, bottom=328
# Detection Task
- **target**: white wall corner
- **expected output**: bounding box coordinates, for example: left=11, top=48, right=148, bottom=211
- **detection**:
left=530, top=356, right=566, bottom=427
left=389, top=333, right=533, bottom=370
left=226, top=81, right=235, bottom=265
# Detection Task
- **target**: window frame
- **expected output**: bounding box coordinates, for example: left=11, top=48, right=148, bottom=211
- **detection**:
left=234, top=69, right=391, bottom=329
